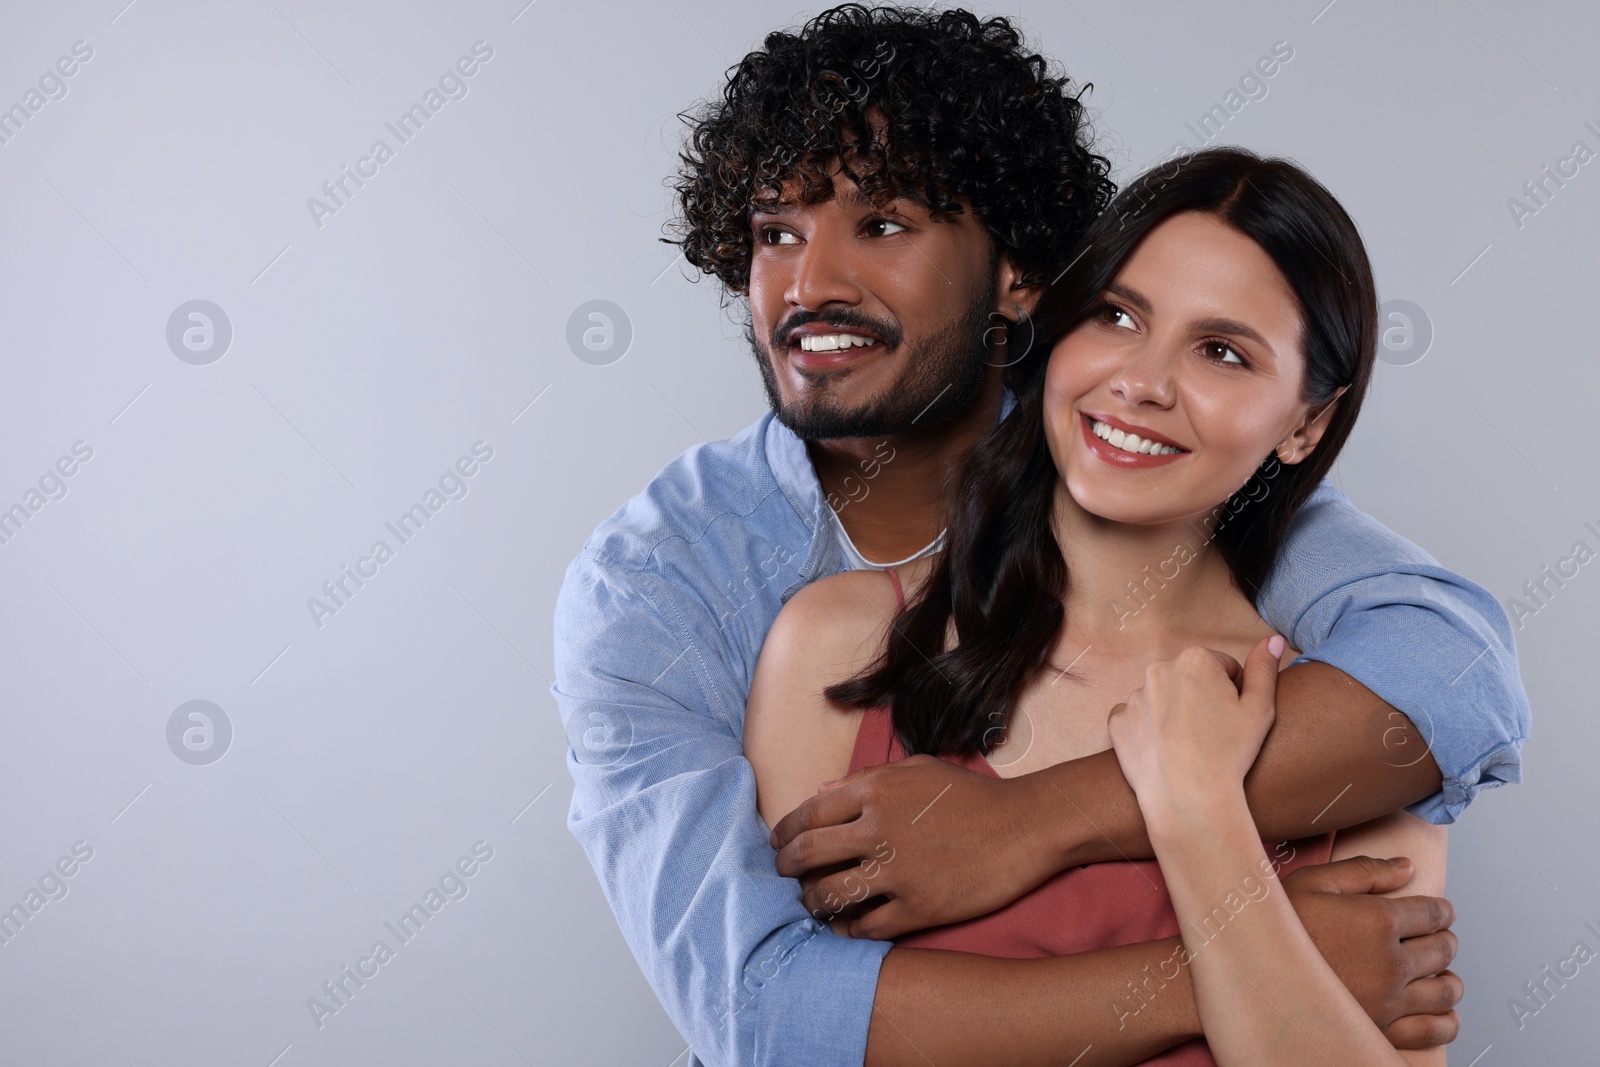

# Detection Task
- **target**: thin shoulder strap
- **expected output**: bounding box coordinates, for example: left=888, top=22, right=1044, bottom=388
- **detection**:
left=884, top=566, right=906, bottom=611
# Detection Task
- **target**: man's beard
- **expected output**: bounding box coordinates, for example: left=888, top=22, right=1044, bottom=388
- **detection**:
left=747, top=275, right=999, bottom=441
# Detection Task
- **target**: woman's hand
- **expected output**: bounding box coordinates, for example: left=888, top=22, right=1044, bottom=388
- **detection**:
left=1106, top=634, right=1285, bottom=828
left=1109, top=637, right=1427, bottom=1067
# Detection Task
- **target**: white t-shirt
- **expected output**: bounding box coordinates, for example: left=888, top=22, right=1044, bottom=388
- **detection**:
left=828, top=505, right=946, bottom=570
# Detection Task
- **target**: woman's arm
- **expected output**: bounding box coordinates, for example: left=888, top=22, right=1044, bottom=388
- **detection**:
left=1328, top=813, right=1452, bottom=1065
left=1152, top=802, right=1430, bottom=1065
left=1111, top=638, right=1422, bottom=1066
left=743, top=570, right=893, bottom=831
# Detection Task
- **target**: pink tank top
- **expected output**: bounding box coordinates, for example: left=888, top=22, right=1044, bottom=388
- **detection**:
left=850, top=568, right=1337, bottom=1065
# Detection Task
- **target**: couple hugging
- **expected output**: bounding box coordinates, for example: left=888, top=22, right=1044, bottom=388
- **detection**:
left=554, top=6, right=1530, bottom=1065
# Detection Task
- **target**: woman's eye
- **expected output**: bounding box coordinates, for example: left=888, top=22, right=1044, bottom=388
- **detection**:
left=864, top=218, right=908, bottom=237
left=760, top=227, right=799, bottom=245
left=1203, top=340, right=1246, bottom=365
left=1099, top=305, right=1136, bottom=330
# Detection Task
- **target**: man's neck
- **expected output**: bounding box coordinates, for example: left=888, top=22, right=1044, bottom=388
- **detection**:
left=806, top=366, right=1007, bottom=564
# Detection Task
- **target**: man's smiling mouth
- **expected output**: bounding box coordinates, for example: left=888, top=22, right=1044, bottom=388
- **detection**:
left=796, top=333, right=882, bottom=352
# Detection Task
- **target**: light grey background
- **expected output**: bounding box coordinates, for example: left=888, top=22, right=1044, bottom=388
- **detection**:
left=0, top=0, right=1593, bottom=1063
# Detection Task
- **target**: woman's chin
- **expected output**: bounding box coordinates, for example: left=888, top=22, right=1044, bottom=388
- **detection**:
left=1065, top=477, right=1192, bottom=529
left=1063, top=460, right=1265, bottom=534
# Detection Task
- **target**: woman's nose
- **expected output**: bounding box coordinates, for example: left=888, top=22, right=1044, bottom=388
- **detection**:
left=1108, top=342, right=1177, bottom=408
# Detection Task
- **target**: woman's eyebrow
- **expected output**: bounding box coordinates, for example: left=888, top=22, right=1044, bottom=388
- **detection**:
left=1193, top=316, right=1273, bottom=354
left=1105, top=281, right=1275, bottom=356
left=1105, top=281, right=1153, bottom=315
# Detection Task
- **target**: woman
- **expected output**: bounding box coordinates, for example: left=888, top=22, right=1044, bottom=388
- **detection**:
left=743, top=147, right=1447, bottom=1065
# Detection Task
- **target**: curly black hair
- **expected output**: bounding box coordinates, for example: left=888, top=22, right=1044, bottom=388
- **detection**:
left=669, top=4, right=1116, bottom=294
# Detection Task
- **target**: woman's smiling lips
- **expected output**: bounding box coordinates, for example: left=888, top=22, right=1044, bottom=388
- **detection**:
left=1078, top=411, right=1189, bottom=468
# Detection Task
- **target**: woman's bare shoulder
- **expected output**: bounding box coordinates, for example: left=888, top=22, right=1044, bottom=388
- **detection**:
left=743, top=567, right=906, bottom=830
left=769, top=566, right=907, bottom=664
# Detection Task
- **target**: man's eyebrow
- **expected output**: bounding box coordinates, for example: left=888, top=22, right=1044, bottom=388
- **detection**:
left=750, top=199, right=797, bottom=217
left=833, top=185, right=880, bottom=210
left=1104, top=281, right=1275, bottom=354
left=750, top=185, right=915, bottom=217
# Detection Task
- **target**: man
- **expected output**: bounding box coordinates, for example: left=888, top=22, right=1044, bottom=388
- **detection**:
left=553, top=7, right=1529, bottom=1065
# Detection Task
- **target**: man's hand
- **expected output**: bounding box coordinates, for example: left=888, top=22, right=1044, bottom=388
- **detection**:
left=1286, top=855, right=1463, bottom=1049
left=770, top=754, right=1059, bottom=938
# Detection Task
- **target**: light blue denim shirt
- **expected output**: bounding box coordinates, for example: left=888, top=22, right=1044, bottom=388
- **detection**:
left=552, top=397, right=1530, bottom=1067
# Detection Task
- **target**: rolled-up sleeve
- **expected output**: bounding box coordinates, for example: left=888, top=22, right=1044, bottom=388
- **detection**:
left=554, top=556, right=889, bottom=1067
left=1256, top=481, right=1531, bottom=824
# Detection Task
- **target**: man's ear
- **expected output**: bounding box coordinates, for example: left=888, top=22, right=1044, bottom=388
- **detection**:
left=994, top=252, right=1043, bottom=320
left=1280, top=386, right=1348, bottom=464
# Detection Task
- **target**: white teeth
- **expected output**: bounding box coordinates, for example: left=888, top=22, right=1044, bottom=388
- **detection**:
left=1091, top=419, right=1182, bottom=456
left=797, top=333, right=878, bottom=352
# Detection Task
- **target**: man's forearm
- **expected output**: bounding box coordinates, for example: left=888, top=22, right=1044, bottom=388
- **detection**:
left=867, top=939, right=1200, bottom=1067
left=1031, top=662, right=1443, bottom=868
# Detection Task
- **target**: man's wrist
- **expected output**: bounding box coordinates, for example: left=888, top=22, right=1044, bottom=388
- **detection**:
left=1017, top=761, right=1098, bottom=871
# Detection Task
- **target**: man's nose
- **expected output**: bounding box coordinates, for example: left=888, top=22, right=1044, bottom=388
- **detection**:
left=785, top=229, right=863, bottom=310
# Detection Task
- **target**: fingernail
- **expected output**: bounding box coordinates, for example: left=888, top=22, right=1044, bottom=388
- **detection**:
left=1393, top=856, right=1412, bottom=868
left=1267, top=634, right=1286, bottom=658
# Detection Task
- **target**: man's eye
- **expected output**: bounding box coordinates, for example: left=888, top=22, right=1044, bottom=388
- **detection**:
left=864, top=218, right=908, bottom=237
left=760, top=227, right=800, bottom=245
left=1203, top=340, right=1247, bottom=365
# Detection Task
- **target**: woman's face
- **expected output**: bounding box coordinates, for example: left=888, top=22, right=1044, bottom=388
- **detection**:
left=1043, top=211, right=1335, bottom=530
